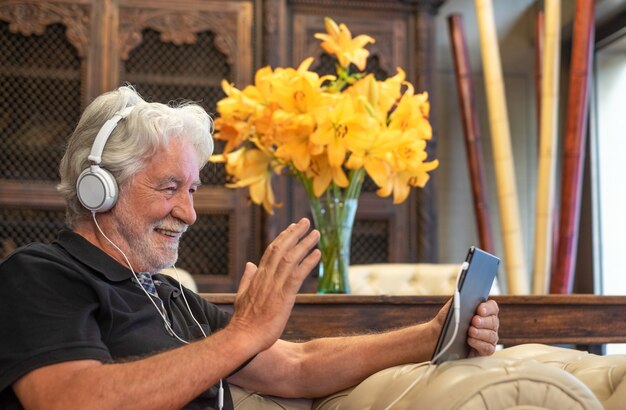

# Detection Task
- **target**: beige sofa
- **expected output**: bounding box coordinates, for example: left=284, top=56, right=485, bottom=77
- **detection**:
left=347, top=263, right=502, bottom=295
left=231, top=343, right=626, bottom=409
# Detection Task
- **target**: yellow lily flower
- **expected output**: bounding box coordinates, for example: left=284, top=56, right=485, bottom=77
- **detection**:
left=377, top=159, right=439, bottom=204
left=214, top=147, right=277, bottom=214
left=270, top=60, right=327, bottom=115
left=346, top=69, right=407, bottom=126
left=378, top=68, right=407, bottom=115
left=213, top=118, right=252, bottom=155
left=314, top=17, right=375, bottom=71
left=346, top=127, right=399, bottom=187
left=213, top=80, right=265, bottom=154
left=389, top=88, right=432, bottom=141
left=374, top=131, right=439, bottom=203
left=311, top=94, right=375, bottom=167
left=306, top=154, right=349, bottom=197
left=273, top=111, right=318, bottom=172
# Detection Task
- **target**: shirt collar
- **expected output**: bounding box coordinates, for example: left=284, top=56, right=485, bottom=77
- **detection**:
left=55, top=229, right=133, bottom=282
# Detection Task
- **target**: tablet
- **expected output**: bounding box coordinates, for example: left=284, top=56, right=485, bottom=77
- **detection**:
left=431, top=246, right=499, bottom=364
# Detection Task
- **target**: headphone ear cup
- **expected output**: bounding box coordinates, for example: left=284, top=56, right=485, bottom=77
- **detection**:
left=76, top=165, right=118, bottom=213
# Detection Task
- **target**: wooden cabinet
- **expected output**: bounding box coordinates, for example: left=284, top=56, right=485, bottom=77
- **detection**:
left=0, top=0, right=255, bottom=291
left=0, top=0, right=444, bottom=292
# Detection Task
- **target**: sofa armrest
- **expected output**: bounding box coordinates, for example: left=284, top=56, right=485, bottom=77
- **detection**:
left=313, top=346, right=605, bottom=410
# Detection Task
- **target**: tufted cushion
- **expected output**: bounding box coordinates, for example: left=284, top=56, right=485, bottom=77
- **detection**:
left=231, top=385, right=312, bottom=410
left=231, top=344, right=626, bottom=409
left=494, top=344, right=626, bottom=410
left=313, top=353, right=603, bottom=409
left=348, top=263, right=462, bottom=295
left=348, top=263, right=502, bottom=295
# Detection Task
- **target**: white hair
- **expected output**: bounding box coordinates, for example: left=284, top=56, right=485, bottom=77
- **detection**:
left=58, top=85, right=214, bottom=226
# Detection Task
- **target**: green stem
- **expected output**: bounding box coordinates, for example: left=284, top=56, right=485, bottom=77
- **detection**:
left=294, top=169, right=363, bottom=293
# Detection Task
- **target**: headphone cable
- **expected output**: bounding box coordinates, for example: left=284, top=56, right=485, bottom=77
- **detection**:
left=92, top=212, right=223, bottom=409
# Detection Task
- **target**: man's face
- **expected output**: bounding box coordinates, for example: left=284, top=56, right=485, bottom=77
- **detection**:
left=110, top=138, right=201, bottom=273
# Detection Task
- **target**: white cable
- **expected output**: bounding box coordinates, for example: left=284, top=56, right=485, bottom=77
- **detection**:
left=382, top=363, right=434, bottom=410
left=430, top=261, right=467, bottom=364
left=92, top=214, right=223, bottom=409
left=171, top=267, right=222, bottom=409
left=383, top=261, right=467, bottom=409
left=218, top=379, right=224, bottom=410
left=171, top=266, right=207, bottom=338
left=92, top=213, right=187, bottom=342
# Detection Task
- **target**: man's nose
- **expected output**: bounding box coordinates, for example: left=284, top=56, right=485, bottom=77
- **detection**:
left=172, top=191, right=197, bottom=225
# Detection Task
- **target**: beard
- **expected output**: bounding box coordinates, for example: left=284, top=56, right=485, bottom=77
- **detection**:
left=125, top=220, right=185, bottom=272
left=111, top=199, right=188, bottom=273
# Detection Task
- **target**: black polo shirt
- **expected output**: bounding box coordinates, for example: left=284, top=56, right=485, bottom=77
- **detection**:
left=0, top=230, right=237, bottom=409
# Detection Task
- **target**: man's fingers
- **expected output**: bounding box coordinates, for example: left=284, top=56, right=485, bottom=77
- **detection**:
left=467, top=324, right=499, bottom=357
left=282, top=228, right=320, bottom=266
left=466, top=299, right=500, bottom=357
left=477, top=300, right=499, bottom=317
left=230, top=219, right=320, bottom=350
left=471, top=314, right=499, bottom=332
left=267, top=228, right=320, bottom=294
left=293, top=248, right=322, bottom=283
left=468, top=325, right=499, bottom=344
left=467, top=335, right=497, bottom=356
left=257, top=219, right=312, bottom=272
left=236, top=219, right=319, bottom=304
left=238, top=262, right=258, bottom=294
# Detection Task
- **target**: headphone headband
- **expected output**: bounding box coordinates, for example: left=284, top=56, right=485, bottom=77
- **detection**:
left=88, top=106, right=135, bottom=165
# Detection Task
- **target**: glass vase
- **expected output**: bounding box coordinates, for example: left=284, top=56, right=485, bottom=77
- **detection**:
left=309, top=196, right=358, bottom=294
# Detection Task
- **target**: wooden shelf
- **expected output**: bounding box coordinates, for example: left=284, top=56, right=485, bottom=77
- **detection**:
left=201, top=294, right=626, bottom=346
left=0, top=66, right=80, bottom=81
left=123, top=72, right=222, bottom=87
left=0, top=180, right=65, bottom=209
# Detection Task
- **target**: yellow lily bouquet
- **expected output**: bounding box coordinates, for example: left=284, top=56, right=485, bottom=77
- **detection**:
left=210, top=18, right=438, bottom=293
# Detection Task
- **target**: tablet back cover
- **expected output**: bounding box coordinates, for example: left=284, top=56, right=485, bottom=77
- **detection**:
left=432, top=247, right=499, bottom=363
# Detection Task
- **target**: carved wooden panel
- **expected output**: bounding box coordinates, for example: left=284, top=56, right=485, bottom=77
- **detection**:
left=112, top=1, right=252, bottom=88
left=0, top=0, right=91, bottom=57
left=0, top=1, right=91, bottom=261
left=0, top=0, right=92, bottom=174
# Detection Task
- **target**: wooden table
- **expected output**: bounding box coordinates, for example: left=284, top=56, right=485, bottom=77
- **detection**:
left=201, top=294, right=626, bottom=347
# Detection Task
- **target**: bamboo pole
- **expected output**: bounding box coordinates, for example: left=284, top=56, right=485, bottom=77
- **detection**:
left=474, top=0, right=528, bottom=294
left=551, top=0, right=595, bottom=294
left=447, top=14, right=496, bottom=256
left=532, top=0, right=561, bottom=295
left=535, top=10, right=544, bottom=148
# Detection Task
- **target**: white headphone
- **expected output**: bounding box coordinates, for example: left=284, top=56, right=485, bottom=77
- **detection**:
left=76, top=106, right=135, bottom=213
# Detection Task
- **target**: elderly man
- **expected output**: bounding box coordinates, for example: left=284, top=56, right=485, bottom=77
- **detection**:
left=0, top=86, right=499, bottom=409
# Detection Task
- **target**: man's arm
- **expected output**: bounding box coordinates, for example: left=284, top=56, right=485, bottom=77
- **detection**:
left=12, top=219, right=321, bottom=410
left=228, top=299, right=499, bottom=399
left=13, top=326, right=260, bottom=410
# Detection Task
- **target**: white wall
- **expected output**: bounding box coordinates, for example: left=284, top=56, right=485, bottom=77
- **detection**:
left=594, top=20, right=626, bottom=356
left=596, top=41, right=626, bottom=295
